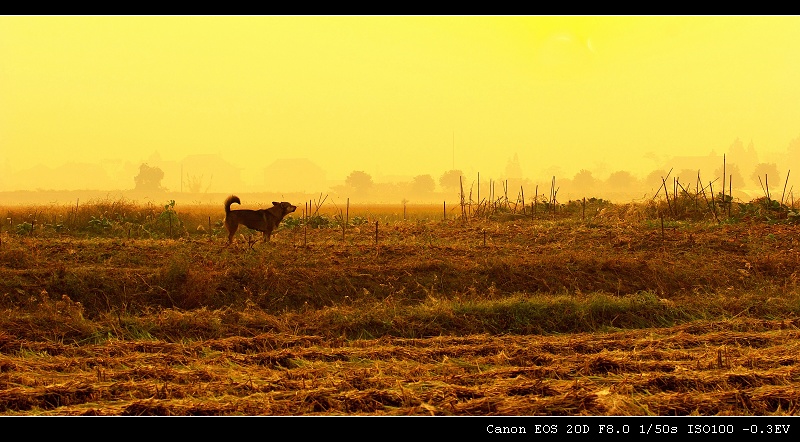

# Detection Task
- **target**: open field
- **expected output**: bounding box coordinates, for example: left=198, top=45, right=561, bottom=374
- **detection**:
left=0, top=198, right=799, bottom=415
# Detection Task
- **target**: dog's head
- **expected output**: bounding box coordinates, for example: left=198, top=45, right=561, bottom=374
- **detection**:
left=273, top=201, right=297, bottom=215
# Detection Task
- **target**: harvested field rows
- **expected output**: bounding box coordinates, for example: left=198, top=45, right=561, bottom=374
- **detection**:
left=0, top=319, right=798, bottom=415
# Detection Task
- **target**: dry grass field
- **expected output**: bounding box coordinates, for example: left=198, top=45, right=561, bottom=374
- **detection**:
left=0, top=196, right=799, bottom=416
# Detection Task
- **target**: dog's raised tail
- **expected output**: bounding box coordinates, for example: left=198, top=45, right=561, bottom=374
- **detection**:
left=224, top=195, right=241, bottom=214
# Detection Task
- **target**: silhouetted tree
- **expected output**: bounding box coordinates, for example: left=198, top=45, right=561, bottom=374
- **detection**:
left=504, top=153, right=523, bottom=179
left=439, top=169, right=464, bottom=192
left=713, top=163, right=744, bottom=193
left=186, top=174, right=213, bottom=193
left=674, top=169, right=699, bottom=188
left=606, top=170, right=637, bottom=190
left=345, top=170, right=374, bottom=192
left=750, top=163, right=780, bottom=189
left=134, top=163, right=165, bottom=192
left=571, top=169, right=598, bottom=193
left=411, top=174, right=436, bottom=194
left=644, top=169, right=669, bottom=193
left=728, top=138, right=759, bottom=172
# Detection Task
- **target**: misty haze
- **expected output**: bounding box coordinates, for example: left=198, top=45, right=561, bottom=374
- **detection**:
left=2, top=137, right=798, bottom=209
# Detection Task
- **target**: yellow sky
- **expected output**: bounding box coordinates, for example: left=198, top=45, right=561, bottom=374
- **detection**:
left=1, top=16, right=799, bottom=192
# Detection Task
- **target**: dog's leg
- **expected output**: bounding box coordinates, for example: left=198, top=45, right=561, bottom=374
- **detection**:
left=226, top=222, right=238, bottom=244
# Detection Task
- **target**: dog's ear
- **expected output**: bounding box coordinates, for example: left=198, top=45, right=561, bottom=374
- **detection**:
left=272, top=202, right=280, bottom=206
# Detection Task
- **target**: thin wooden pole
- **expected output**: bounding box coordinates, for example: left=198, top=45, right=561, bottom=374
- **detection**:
left=729, top=174, right=733, bottom=218
left=709, top=181, right=717, bottom=217
left=766, top=174, right=770, bottom=201
left=582, top=197, right=586, bottom=221
left=781, top=170, right=791, bottom=206
left=722, top=153, right=726, bottom=209
left=459, top=175, right=466, bottom=220
left=304, top=202, right=307, bottom=247
left=661, top=176, right=673, bottom=217
left=504, top=180, right=509, bottom=210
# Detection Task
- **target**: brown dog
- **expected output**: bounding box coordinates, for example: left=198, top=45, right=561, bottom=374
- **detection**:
left=224, top=195, right=297, bottom=244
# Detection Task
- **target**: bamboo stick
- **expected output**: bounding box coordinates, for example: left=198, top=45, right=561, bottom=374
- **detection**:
left=722, top=154, right=726, bottom=209
left=781, top=170, right=790, bottom=206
